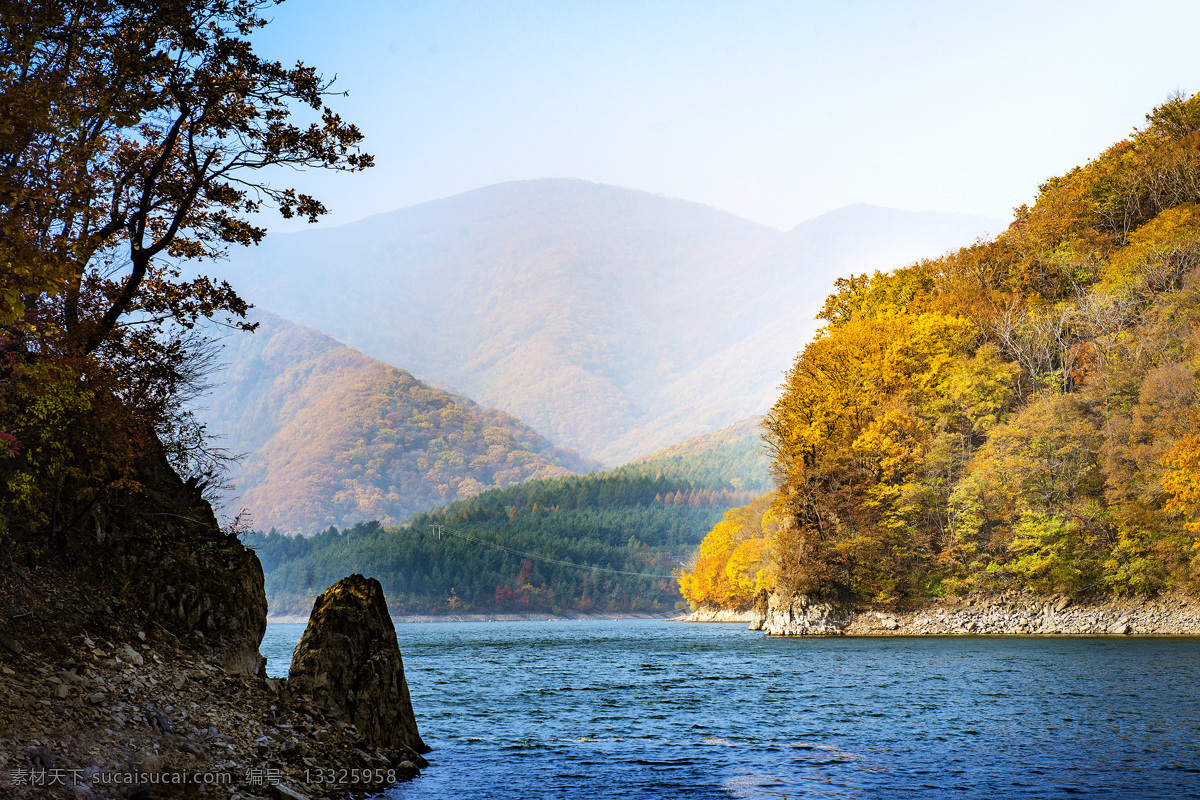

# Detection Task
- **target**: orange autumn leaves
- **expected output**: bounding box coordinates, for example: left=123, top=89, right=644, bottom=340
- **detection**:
left=1163, top=433, right=1200, bottom=536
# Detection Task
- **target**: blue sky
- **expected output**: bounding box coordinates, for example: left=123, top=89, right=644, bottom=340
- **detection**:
left=249, top=0, right=1200, bottom=232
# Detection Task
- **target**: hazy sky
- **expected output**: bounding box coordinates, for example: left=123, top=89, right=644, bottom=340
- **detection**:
left=250, top=0, right=1200, bottom=233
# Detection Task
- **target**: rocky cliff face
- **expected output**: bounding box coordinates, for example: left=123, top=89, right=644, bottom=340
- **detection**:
left=759, top=592, right=854, bottom=635
left=288, top=574, right=429, bottom=756
left=1, top=528, right=422, bottom=799
left=0, top=602, right=423, bottom=800
left=136, top=541, right=268, bottom=675
left=747, top=589, right=770, bottom=631
left=0, top=413, right=428, bottom=797
left=76, top=441, right=269, bottom=676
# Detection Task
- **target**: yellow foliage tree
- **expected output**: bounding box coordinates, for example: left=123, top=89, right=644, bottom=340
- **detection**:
left=678, top=493, right=777, bottom=608
left=763, top=91, right=1200, bottom=601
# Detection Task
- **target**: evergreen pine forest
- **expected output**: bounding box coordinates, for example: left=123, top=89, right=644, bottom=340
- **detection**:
left=244, top=448, right=769, bottom=615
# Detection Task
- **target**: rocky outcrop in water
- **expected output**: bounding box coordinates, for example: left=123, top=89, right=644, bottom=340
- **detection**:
left=0, top=429, right=420, bottom=798
left=289, top=574, right=429, bottom=755
left=760, top=592, right=853, bottom=635
left=747, top=589, right=770, bottom=631
left=0, top=618, right=423, bottom=800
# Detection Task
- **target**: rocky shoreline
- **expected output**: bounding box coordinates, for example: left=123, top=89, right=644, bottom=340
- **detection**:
left=0, top=627, right=423, bottom=800
left=1, top=535, right=426, bottom=799
left=681, top=590, right=1200, bottom=636
left=671, top=607, right=755, bottom=624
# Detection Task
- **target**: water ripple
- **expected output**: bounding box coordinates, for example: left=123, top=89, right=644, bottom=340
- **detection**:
left=259, top=620, right=1200, bottom=799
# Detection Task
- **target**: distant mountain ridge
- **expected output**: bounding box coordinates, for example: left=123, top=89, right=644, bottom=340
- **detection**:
left=621, top=416, right=772, bottom=493
left=204, top=313, right=591, bottom=533
left=205, top=180, right=1000, bottom=462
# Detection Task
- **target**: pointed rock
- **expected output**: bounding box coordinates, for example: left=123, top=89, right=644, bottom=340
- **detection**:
left=288, top=574, right=428, bottom=754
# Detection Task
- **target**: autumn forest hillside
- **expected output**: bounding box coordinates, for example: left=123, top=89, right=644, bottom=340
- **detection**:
left=204, top=313, right=592, bottom=533
left=681, top=94, right=1200, bottom=610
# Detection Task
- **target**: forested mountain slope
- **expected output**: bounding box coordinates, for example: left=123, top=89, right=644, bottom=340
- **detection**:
left=245, top=463, right=757, bottom=617
left=685, top=93, right=1200, bottom=609
left=243, top=415, right=774, bottom=614
left=204, top=313, right=591, bottom=533
left=207, top=181, right=997, bottom=462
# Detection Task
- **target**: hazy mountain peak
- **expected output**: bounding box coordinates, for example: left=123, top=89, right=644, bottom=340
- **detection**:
left=204, top=181, right=1001, bottom=462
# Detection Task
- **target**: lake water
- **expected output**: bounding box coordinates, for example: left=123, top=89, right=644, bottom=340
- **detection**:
left=260, top=620, right=1200, bottom=799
